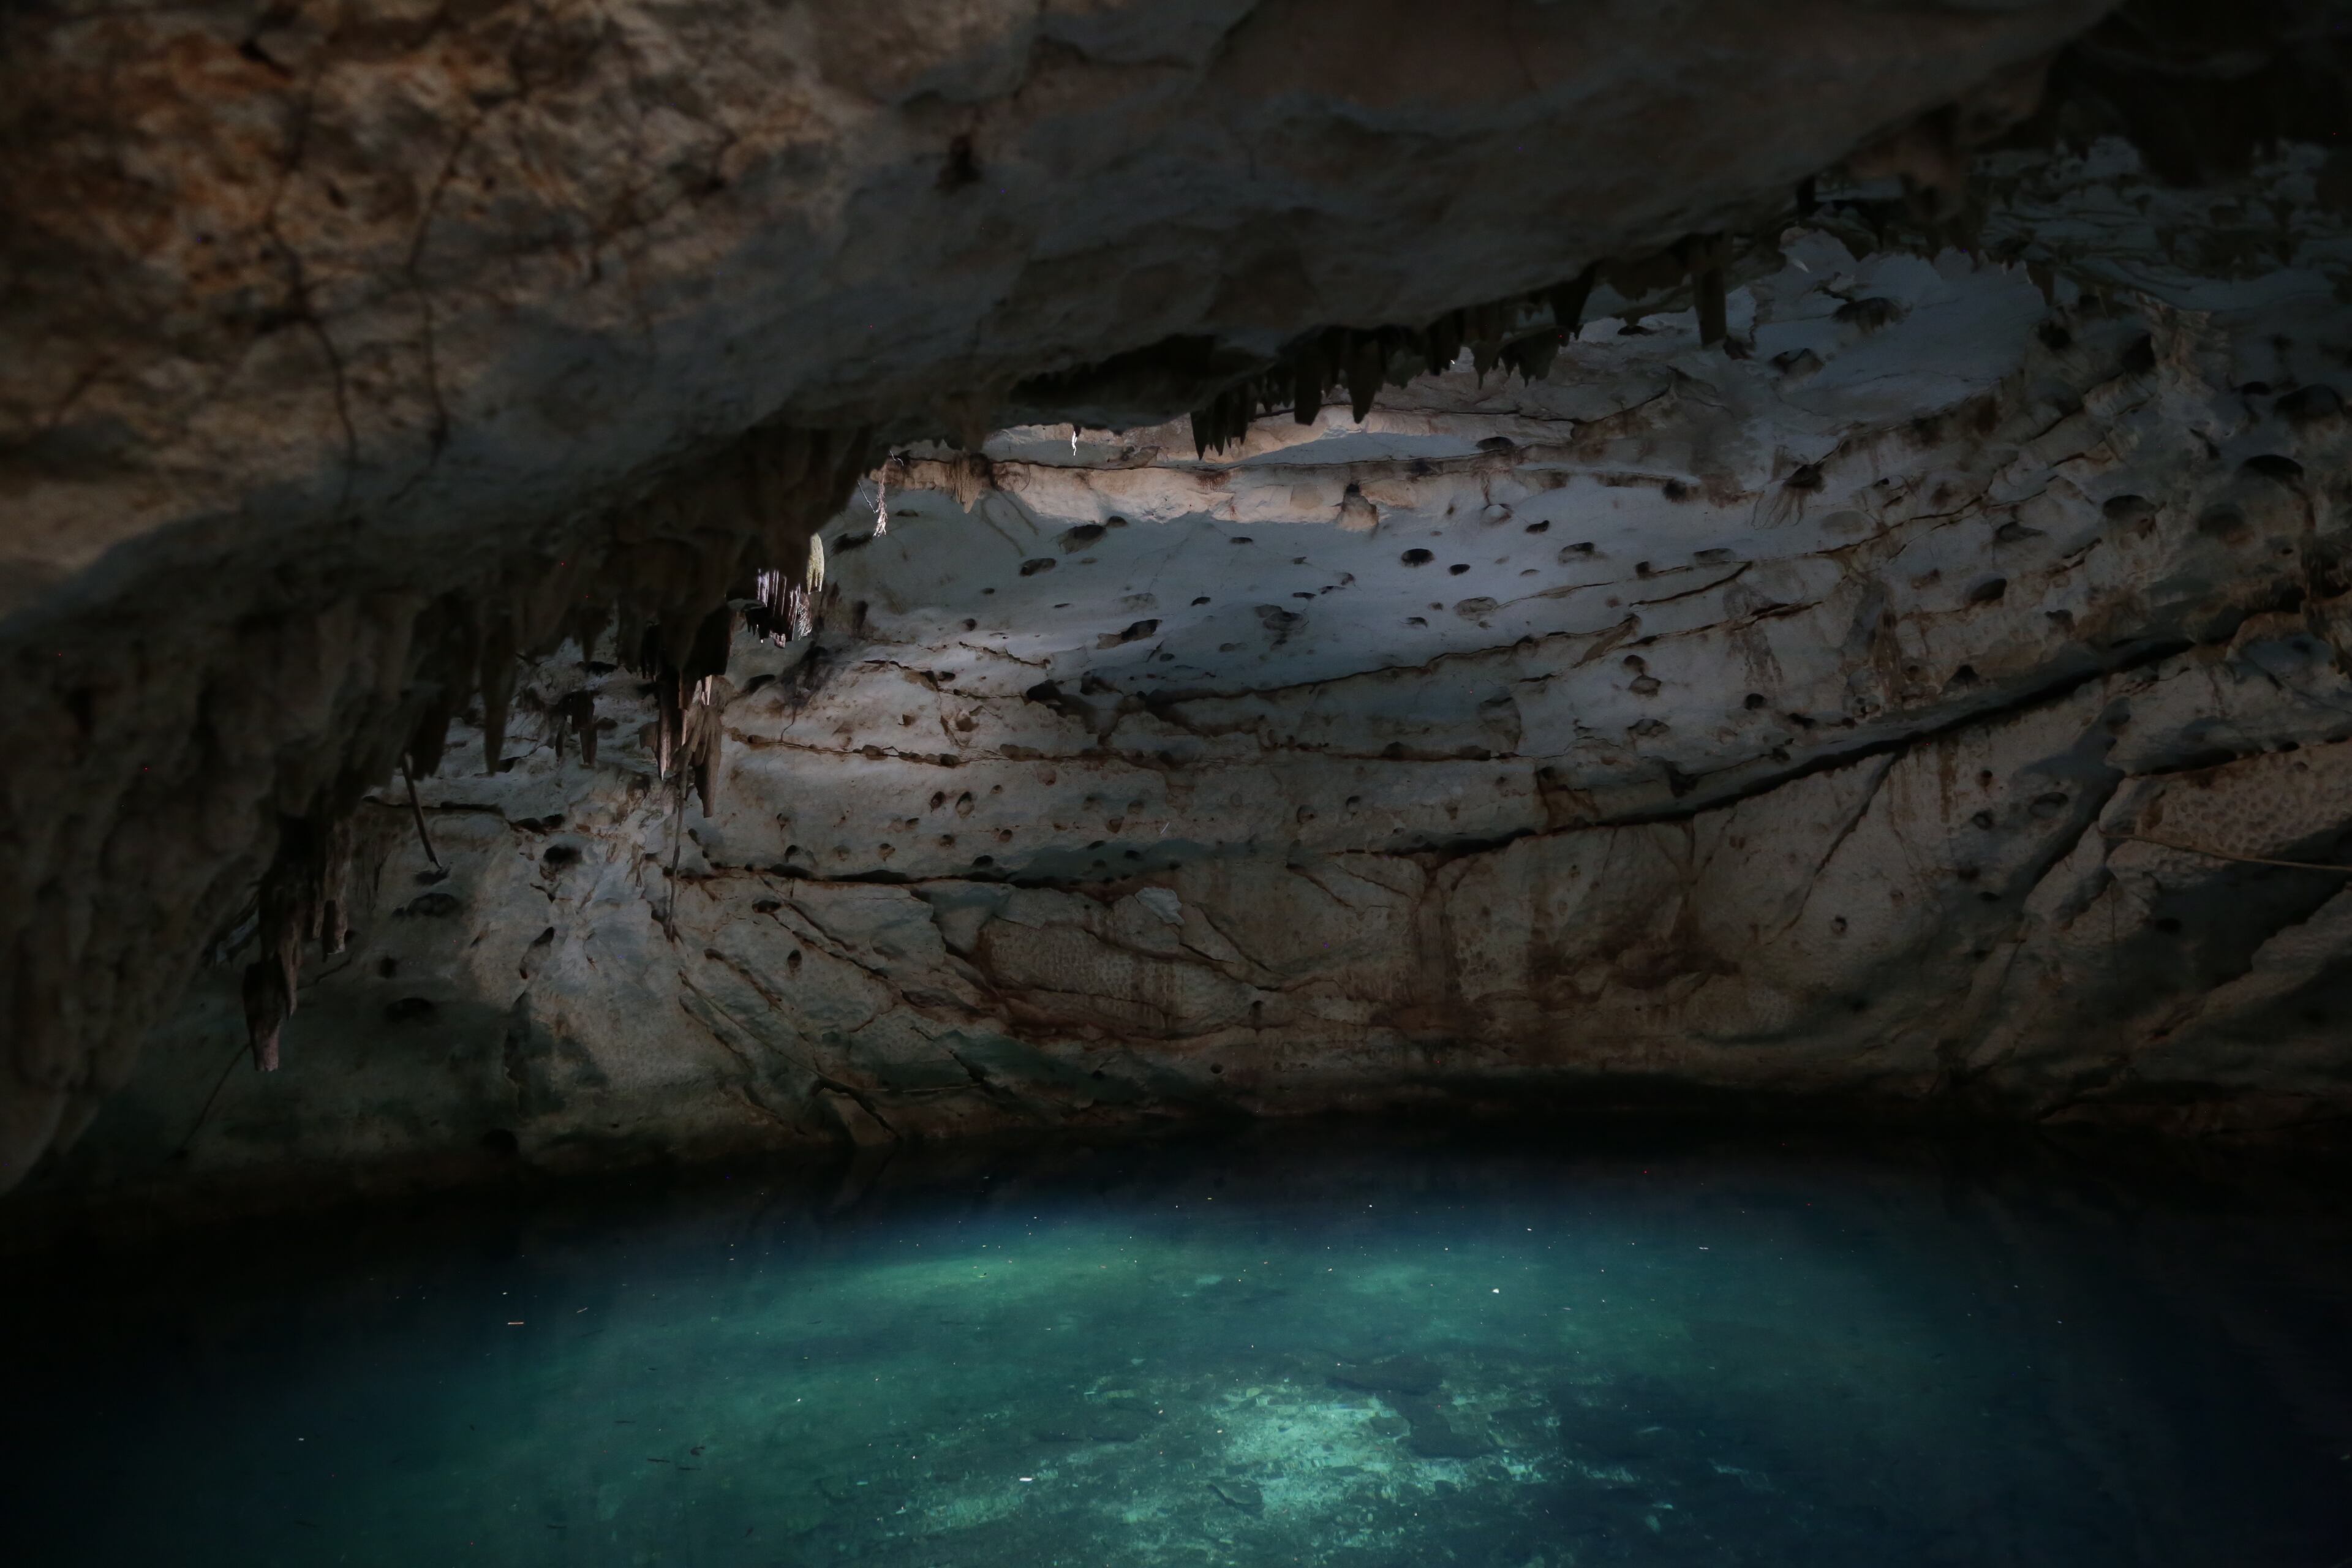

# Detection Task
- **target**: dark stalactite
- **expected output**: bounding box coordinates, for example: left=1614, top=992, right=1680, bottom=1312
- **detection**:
left=202, top=420, right=871, bottom=1084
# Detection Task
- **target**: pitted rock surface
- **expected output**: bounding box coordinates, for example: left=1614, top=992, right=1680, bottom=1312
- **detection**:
left=50, top=149, right=2352, bottom=1204
left=2, top=0, right=2135, bottom=1191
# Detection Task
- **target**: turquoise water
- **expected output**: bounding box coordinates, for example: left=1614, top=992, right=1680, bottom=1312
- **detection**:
left=7, top=1130, right=2351, bottom=1566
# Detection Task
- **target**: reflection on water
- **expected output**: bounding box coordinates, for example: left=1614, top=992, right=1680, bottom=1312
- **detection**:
left=6, top=1127, right=2350, bottom=1566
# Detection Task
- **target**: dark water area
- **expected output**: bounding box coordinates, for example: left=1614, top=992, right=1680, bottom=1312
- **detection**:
left=6, top=1124, right=2351, bottom=1567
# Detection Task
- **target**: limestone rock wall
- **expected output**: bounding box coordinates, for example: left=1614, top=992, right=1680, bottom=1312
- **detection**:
left=0, top=0, right=2120, bottom=1191
left=50, top=143, right=2352, bottom=1202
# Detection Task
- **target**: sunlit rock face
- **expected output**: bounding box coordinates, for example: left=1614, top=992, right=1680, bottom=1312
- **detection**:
left=51, top=133, right=2352, bottom=1202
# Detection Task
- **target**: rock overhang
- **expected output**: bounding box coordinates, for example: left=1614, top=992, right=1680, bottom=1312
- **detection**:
left=7, top=0, right=2352, bottom=1202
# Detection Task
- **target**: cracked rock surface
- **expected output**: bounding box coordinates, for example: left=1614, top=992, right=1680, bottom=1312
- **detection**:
left=48, top=139, right=2352, bottom=1204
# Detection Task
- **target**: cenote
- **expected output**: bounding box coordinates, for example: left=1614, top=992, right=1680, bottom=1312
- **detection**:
left=6, top=1127, right=2350, bottom=1567
left=17, top=8, right=2352, bottom=1565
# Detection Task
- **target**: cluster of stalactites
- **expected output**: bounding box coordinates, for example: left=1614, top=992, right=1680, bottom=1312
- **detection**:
left=754, top=533, right=827, bottom=646
left=630, top=631, right=733, bottom=820
left=239, top=814, right=356, bottom=1071
left=233, top=421, right=870, bottom=1071
left=1184, top=235, right=1753, bottom=458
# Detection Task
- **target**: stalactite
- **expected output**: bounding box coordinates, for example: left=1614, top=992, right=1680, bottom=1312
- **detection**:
left=1686, top=234, right=1731, bottom=346
left=238, top=813, right=353, bottom=1072
left=551, top=691, right=597, bottom=767
left=197, top=418, right=876, bottom=1090
left=1346, top=333, right=1386, bottom=423
left=1177, top=241, right=1768, bottom=459
left=477, top=609, right=518, bottom=775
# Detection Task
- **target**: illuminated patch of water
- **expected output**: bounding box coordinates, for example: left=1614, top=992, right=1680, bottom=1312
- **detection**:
left=6, top=1131, right=2348, bottom=1566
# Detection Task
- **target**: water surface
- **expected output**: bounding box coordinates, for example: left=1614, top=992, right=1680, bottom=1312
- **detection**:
left=7, top=1128, right=2351, bottom=1566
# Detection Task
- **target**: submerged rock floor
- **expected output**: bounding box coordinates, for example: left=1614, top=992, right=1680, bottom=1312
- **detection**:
left=8, top=1130, right=2349, bottom=1566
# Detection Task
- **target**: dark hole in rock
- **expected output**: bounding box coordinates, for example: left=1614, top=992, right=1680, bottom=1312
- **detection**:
left=2155, top=916, right=2183, bottom=934
left=2278, top=383, right=2343, bottom=423
left=1059, top=523, right=1106, bottom=552
left=1835, top=296, right=1900, bottom=330
left=480, top=1128, right=520, bottom=1157
left=2242, top=453, right=2304, bottom=481
left=1401, top=549, right=1434, bottom=565
left=938, top=132, right=981, bottom=190
left=542, top=843, right=581, bottom=869
left=2198, top=505, right=2250, bottom=542
left=1744, top=693, right=1766, bottom=709
left=2038, top=321, right=2074, bottom=351
left=1967, top=578, right=2008, bottom=605
left=383, top=996, right=437, bottom=1023
left=1785, top=464, right=1823, bottom=491
left=1447, top=563, right=1470, bottom=575
left=376, top=956, right=398, bottom=978
left=403, top=891, right=462, bottom=918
